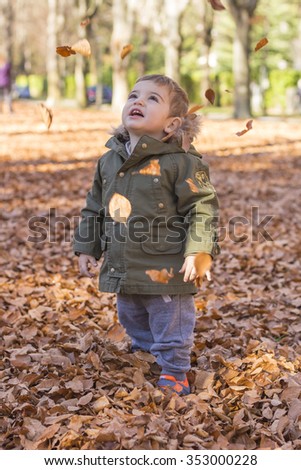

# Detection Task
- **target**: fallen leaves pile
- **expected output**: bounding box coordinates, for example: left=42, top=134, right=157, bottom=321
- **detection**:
left=1, top=104, right=301, bottom=450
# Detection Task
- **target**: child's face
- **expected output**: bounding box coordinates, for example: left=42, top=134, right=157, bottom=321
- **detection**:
left=122, top=80, right=177, bottom=142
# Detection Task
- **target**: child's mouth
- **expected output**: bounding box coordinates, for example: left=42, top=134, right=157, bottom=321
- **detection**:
left=130, top=108, right=144, bottom=117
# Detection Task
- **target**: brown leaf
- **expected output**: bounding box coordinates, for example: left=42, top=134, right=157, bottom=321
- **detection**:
left=56, top=46, right=76, bottom=57
left=71, top=38, right=91, bottom=57
left=145, top=267, right=174, bottom=284
left=80, top=18, right=91, bottom=27
left=108, top=193, right=132, bottom=223
left=236, top=120, right=253, bottom=137
left=255, top=37, right=269, bottom=52
left=39, top=103, right=53, bottom=130
left=207, top=0, right=226, bottom=11
left=185, top=105, right=204, bottom=115
left=93, top=395, right=110, bottom=412
left=205, top=88, right=215, bottom=105
left=106, top=323, right=126, bottom=342
left=120, top=44, right=134, bottom=60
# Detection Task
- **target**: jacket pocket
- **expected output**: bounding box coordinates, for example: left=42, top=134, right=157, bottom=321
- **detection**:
left=141, top=239, right=183, bottom=255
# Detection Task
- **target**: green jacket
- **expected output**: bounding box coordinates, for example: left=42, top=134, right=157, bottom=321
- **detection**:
left=74, top=135, right=219, bottom=294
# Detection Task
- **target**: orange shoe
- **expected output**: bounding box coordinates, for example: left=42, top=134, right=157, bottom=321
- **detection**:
left=157, top=374, right=190, bottom=395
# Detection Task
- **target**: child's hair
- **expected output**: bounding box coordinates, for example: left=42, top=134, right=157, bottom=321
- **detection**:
left=112, top=74, right=201, bottom=149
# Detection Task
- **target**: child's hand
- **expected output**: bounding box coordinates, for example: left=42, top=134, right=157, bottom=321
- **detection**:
left=194, top=252, right=212, bottom=287
left=179, top=255, right=197, bottom=282
left=78, top=254, right=98, bottom=278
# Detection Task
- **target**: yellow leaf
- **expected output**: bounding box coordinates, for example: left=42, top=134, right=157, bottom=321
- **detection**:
left=56, top=46, right=76, bottom=57
left=108, top=193, right=132, bottom=223
left=71, top=39, right=91, bottom=57
left=185, top=178, right=199, bottom=193
left=39, top=103, right=53, bottom=130
left=120, top=44, right=134, bottom=60
left=138, top=159, right=161, bottom=176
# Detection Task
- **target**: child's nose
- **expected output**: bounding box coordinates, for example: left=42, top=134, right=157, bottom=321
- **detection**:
left=134, top=96, right=144, bottom=105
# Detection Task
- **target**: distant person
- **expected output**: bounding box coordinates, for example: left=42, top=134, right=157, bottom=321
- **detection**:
left=74, top=74, right=220, bottom=395
left=0, top=54, right=13, bottom=113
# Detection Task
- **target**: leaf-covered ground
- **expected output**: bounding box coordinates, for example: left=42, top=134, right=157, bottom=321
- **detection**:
left=1, top=103, right=301, bottom=450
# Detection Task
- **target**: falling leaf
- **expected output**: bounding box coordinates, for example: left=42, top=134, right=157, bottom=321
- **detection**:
left=108, top=193, right=132, bottom=223
left=120, top=44, right=134, bottom=60
left=71, top=38, right=91, bottom=57
left=186, top=178, right=199, bottom=193
left=56, top=46, right=76, bottom=57
left=186, top=105, right=204, bottom=115
left=80, top=18, right=91, bottom=27
left=207, top=0, right=226, bottom=11
left=225, top=89, right=232, bottom=93
left=255, top=37, right=269, bottom=52
left=145, top=267, right=174, bottom=284
left=194, top=253, right=212, bottom=287
left=205, top=88, right=215, bottom=105
left=138, top=159, right=161, bottom=176
left=236, top=119, right=253, bottom=137
left=39, top=103, right=53, bottom=130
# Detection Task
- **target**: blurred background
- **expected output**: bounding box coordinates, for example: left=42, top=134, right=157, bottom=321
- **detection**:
left=1, top=0, right=301, bottom=117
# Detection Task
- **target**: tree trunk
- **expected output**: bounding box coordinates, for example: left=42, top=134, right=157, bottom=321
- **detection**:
left=163, top=0, right=188, bottom=82
left=199, top=0, right=214, bottom=96
left=46, top=0, right=61, bottom=104
left=75, top=0, right=88, bottom=108
left=225, top=0, right=259, bottom=118
left=111, top=0, right=134, bottom=113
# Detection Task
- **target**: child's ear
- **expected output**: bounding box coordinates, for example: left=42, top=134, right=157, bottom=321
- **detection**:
left=164, top=117, right=182, bottom=134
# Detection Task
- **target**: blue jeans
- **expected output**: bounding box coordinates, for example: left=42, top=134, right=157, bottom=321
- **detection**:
left=117, top=294, right=196, bottom=380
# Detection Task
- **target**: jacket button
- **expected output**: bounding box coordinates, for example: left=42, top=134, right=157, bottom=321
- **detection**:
left=110, top=267, right=115, bottom=273
left=119, top=172, right=125, bottom=177
left=153, top=178, right=159, bottom=183
left=158, top=202, right=164, bottom=209
left=141, top=143, right=147, bottom=149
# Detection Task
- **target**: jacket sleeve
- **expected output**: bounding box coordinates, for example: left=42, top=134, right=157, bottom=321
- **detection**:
left=172, top=154, right=220, bottom=258
left=73, top=160, right=104, bottom=260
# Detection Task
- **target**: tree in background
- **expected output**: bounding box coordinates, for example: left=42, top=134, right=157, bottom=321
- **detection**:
left=224, top=0, right=259, bottom=118
left=47, top=0, right=61, bottom=104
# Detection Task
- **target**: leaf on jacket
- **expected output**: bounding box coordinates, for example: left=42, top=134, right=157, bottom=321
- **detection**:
left=138, top=159, right=161, bottom=176
left=186, top=178, right=199, bottom=193
left=207, top=0, right=225, bottom=11
left=194, top=253, right=212, bottom=287
left=236, top=119, right=253, bottom=137
left=120, top=44, right=134, bottom=60
left=56, top=45, right=76, bottom=57
left=205, top=88, right=215, bottom=105
left=109, top=193, right=132, bottom=223
left=255, top=37, right=269, bottom=52
left=71, top=39, right=91, bottom=57
left=145, top=268, right=174, bottom=284
left=39, top=103, right=53, bottom=130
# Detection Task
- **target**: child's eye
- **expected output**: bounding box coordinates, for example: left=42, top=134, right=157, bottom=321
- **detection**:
left=128, top=92, right=137, bottom=99
left=149, top=95, right=159, bottom=102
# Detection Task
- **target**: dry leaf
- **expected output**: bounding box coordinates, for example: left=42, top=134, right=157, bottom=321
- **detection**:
left=80, top=18, right=91, bottom=27
left=207, top=0, right=226, bottom=11
left=71, top=39, right=91, bottom=57
left=120, top=44, right=134, bottom=60
left=39, top=103, right=53, bottom=130
left=138, top=159, right=161, bottom=176
left=56, top=46, right=76, bottom=57
left=186, top=105, right=204, bottom=115
left=225, top=89, right=232, bottom=93
left=236, top=119, right=253, bottom=137
left=186, top=178, right=199, bottom=193
left=145, top=267, right=174, bottom=284
left=205, top=88, right=215, bottom=105
left=108, top=193, right=132, bottom=223
left=106, top=323, right=126, bottom=342
left=194, top=253, right=212, bottom=287
left=255, top=37, right=269, bottom=52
